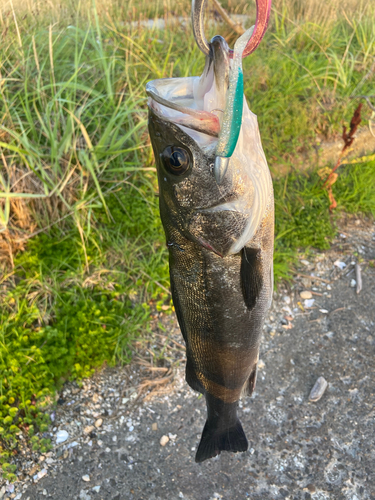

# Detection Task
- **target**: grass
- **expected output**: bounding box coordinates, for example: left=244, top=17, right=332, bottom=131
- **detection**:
left=273, top=160, right=375, bottom=281
left=0, top=0, right=374, bottom=479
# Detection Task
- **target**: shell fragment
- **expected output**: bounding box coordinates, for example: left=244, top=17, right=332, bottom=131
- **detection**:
left=309, top=376, right=328, bottom=402
left=304, top=299, right=315, bottom=308
left=55, top=430, right=69, bottom=444
left=355, top=264, right=362, bottom=294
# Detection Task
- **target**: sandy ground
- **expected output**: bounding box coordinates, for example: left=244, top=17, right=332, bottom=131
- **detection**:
left=6, top=217, right=375, bottom=500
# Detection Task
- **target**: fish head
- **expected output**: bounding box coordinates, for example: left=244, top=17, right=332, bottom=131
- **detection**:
left=147, top=36, right=271, bottom=257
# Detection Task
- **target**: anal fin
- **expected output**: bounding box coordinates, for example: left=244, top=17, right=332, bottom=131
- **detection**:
left=246, top=364, right=258, bottom=396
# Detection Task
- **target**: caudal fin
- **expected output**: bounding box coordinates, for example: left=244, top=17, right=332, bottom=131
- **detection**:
left=195, top=418, right=248, bottom=463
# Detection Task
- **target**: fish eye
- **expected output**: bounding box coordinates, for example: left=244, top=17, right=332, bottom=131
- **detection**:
left=161, top=146, right=190, bottom=176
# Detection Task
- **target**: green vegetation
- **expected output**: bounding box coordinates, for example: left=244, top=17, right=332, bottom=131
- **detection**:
left=0, top=190, right=169, bottom=478
left=0, top=0, right=374, bottom=477
left=273, top=160, right=375, bottom=281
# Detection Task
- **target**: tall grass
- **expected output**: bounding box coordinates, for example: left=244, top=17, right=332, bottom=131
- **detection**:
left=0, top=18, right=146, bottom=227
left=1, top=0, right=374, bottom=237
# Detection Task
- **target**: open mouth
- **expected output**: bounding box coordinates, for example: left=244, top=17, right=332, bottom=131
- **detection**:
left=146, top=76, right=221, bottom=138
left=146, top=35, right=232, bottom=141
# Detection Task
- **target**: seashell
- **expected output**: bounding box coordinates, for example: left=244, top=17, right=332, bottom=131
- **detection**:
left=309, top=376, right=328, bottom=402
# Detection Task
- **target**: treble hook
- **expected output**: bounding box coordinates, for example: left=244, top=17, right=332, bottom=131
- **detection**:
left=192, top=0, right=272, bottom=58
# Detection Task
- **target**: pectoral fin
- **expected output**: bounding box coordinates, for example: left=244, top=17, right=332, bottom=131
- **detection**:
left=240, top=247, right=263, bottom=310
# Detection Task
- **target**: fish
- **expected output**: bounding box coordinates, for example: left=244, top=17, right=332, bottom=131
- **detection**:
left=146, top=28, right=274, bottom=463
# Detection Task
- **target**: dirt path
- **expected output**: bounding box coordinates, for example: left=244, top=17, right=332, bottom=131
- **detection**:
left=9, top=218, right=375, bottom=500
left=276, top=126, right=375, bottom=176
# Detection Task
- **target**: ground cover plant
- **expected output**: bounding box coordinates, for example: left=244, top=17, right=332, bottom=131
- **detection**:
left=0, top=0, right=374, bottom=479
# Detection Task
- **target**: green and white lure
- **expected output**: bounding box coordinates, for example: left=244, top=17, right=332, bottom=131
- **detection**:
left=214, top=26, right=255, bottom=183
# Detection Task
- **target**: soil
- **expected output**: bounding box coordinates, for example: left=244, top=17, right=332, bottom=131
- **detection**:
left=316, top=127, right=375, bottom=168
left=5, top=217, right=375, bottom=500
left=274, top=125, right=375, bottom=177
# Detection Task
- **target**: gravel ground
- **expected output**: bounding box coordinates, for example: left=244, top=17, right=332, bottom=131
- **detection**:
left=2, top=217, right=375, bottom=500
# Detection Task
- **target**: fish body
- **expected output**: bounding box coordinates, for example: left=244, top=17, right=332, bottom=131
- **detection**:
left=146, top=34, right=274, bottom=463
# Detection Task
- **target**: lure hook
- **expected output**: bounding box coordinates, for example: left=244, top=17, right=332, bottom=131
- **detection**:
left=191, top=0, right=272, bottom=58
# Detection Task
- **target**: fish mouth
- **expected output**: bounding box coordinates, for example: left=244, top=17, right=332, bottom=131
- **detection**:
left=146, top=77, right=221, bottom=138
left=146, top=36, right=231, bottom=140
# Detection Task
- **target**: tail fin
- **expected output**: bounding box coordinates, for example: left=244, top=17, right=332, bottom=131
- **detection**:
left=195, top=418, right=248, bottom=463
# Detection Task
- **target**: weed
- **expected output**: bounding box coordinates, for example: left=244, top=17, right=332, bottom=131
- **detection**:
left=320, top=103, right=363, bottom=210
left=0, top=182, right=168, bottom=463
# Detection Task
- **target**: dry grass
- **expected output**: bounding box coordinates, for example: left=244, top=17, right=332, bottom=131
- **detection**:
left=272, top=0, right=368, bottom=24
left=0, top=158, right=81, bottom=270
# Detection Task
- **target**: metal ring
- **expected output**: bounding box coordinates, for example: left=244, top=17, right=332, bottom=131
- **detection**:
left=191, top=0, right=272, bottom=58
